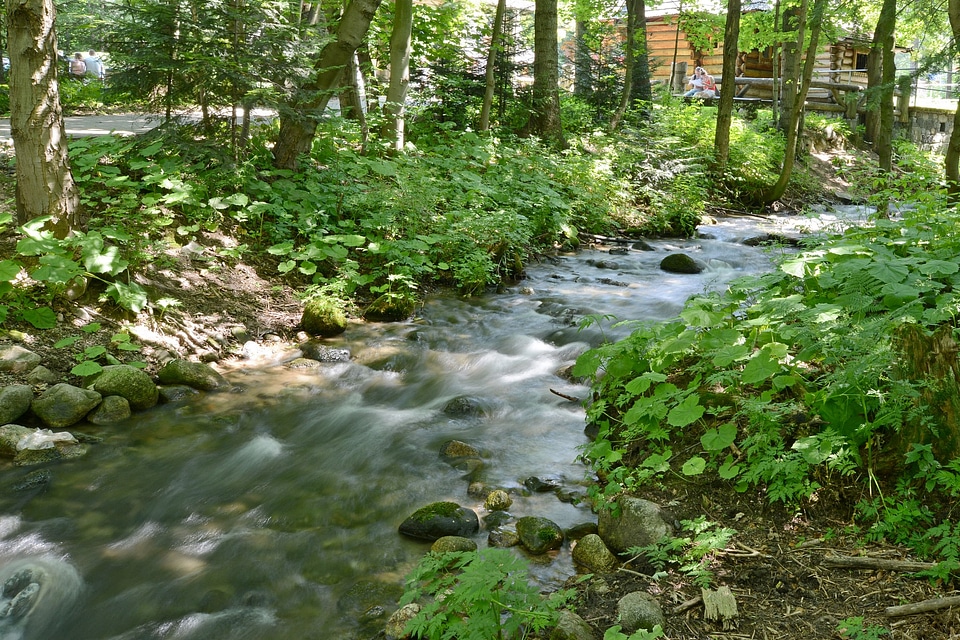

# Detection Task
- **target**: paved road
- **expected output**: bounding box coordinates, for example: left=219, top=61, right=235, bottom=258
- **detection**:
left=0, top=114, right=161, bottom=141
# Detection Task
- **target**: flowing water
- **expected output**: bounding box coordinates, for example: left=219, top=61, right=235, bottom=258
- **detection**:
left=0, top=208, right=869, bottom=639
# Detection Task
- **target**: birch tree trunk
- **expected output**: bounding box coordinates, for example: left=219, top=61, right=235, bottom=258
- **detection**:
left=381, top=0, right=412, bottom=151
left=6, top=0, right=81, bottom=237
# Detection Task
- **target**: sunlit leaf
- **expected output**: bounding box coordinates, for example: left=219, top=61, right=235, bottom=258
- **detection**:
left=682, top=456, right=706, bottom=476
left=667, top=394, right=704, bottom=427
left=21, top=307, right=56, bottom=329
left=701, top=422, right=737, bottom=452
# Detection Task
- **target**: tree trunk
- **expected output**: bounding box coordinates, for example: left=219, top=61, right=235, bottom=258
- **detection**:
left=714, top=0, right=741, bottom=170
left=629, top=0, right=651, bottom=105
left=777, top=5, right=802, bottom=133
left=6, top=0, right=81, bottom=237
left=871, top=0, right=896, bottom=170
left=947, top=0, right=960, bottom=198
left=273, top=0, right=383, bottom=169
left=479, top=0, right=506, bottom=132
left=525, top=0, right=563, bottom=145
left=381, top=0, right=412, bottom=151
left=610, top=0, right=637, bottom=130
left=763, top=0, right=825, bottom=204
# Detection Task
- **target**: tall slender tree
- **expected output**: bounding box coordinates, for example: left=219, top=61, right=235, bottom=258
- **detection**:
left=381, top=0, right=412, bottom=151
left=946, top=0, right=960, bottom=197
left=6, top=0, right=80, bottom=236
left=714, top=0, right=741, bottom=170
left=479, top=0, right=507, bottom=131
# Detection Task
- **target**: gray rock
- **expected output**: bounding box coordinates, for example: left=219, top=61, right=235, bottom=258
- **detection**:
left=572, top=534, right=618, bottom=573
left=660, top=253, right=706, bottom=274
left=398, top=502, right=480, bottom=541
left=0, top=346, right=41, bottom=374
left=299, top=340, right=350, bottom=362
left=430, top=536, right=478, bottom=553
left=12, top=469, right=52, bottom=492
left=25, top=366, right=58, bottom=385
left=0, top=425, right=34, bottom=456
left=550, top=610, right=597, bottom=640
left=616, top=591, right=665, bottom=633
left=157, top=385, right=200, bottom=403
left=488, top=528, right=520, bottom=548
left=516, top=516, right=564, bottom=554
left=31, top=384, right=102, bottom=429
left=335, top=579, right=404, bottom=617
left=157, top=359, right=229, bottom=391
left=86, top=396, right=132, bottom=425
left=0, top=386, right=34, bottom=425
left=301, top=297, right=348, bottom=337
left=598, top=496, right=674, bottom=554
left=524, top=475, right=562, bottom=493
left=632, top=240, right=656, bottom=251
left=442, top=395, right=490, bottom=417
left=566, top=522, right=599, bottom=541
left=14, top=440, right=88, bottom=466
left=86, top=364, right=158, bottom=411
left=385, top=603, right=420, bottom=640
left=483, top=511, right=512, bottom=529
left=484, top=489, right=513, bottom=511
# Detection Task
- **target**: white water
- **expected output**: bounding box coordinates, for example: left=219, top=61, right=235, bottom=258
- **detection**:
left=0, top=209, right=860, bottom=638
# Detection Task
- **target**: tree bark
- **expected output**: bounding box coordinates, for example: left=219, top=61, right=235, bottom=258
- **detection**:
left=873, top=0, right=897, bottom=172
left=479, top=0, right=506, bottom=131
left=944, top=0, right=960, bottom=198
left=629, top=0, right=651, bottom=105
left=6, top=0, right=81, bottom=237
left=714, top=0, right=741, bottom=170
left=610, top=0, right=637, bottom=130
left=525, top=0, right=563, bottom=145
left=273, top=0, right=383, bottom=169
left=763, top=0, right=825, bottom=204
left=381, top=0, right=412, bottom=151
left=777, top=6, right=802, bottom=133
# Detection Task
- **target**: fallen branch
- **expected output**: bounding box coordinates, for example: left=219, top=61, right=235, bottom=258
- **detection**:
left=821, top=555, right=937, bottom=572
left=885, top=595, right=960, bottom=618
left=549, top=388, right=581, bottom=403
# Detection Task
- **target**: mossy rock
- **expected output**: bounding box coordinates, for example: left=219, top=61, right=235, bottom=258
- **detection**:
left=301, top=297, right=347, bottom=337
left=86, top=364, right=159, bottom=411
left=398, top=501, right=479, bottom=541
left=659, top=253, right=706, bottom=274
left=363, top=294, right=415, bottom=323
left=516, top=516, right=564, bottom=554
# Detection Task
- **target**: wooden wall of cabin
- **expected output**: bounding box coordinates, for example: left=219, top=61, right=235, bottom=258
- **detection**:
left=646, top=16, right=723, bottom=89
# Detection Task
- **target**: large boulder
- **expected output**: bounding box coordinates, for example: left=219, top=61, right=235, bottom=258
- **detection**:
left=516, top=516, right=564, bottom=554
left=0, top=385, right=34, bottom=425
left=0, top=425, right=87, bottom=466
left=300, top=297, right=347, bottom=337
left=616, top=592, right=665, bottom=634
left=157, top=360, right=229, bottom=391
left=0, top=346, right=41, bottom=374
left=572, top=534, right=618, bottom=573
left=430, top=536, right=478, bottom=553
left=299, top=340, right=350, bottom=362
left=86, top=364, right=158, bottom=411
left=659, top=253, right=706, bottom=274
left=31, top=384, right=102, bottom=429
left=398, top=502, right=479, bottom=541
left=598, top=496, right=674, bottom=554
left=86, top=396, right=131, bottom=425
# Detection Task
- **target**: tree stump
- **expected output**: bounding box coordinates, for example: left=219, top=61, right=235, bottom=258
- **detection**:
left=893, top=323, right=960, bottom=461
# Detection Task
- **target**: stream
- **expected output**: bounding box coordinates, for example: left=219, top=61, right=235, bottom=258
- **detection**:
left=0, top=207, right=869, bottom=639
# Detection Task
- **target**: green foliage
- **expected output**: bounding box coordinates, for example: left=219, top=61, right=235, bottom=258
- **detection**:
left=400, top=549, right=573, bottom=640
left=837, top=617, right=889, bottom=640
left=577, top=177, right=960, bottom=516
left=54, top=324, right=145, bottom=377
left=603, top=625, right=666, bottom=640
left=630, top=517, right=736, bottom=588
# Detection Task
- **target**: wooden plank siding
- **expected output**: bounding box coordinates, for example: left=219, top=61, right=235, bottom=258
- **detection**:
left=645, top=16, right=874, bottom=103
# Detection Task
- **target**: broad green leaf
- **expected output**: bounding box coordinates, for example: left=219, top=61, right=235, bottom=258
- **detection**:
left=919, top=259, right=959, bottom=276
left=267, top=242, right=295, bottom=256
left=701, top=422, right=737, bottom=452
left=867, top=260, right=909, bottom=284
left=277, top=260, right=296, bottom=274
left=22, top=307, right=57, bottom=329
left=54, top=336, right=82, bottom=348
left=299, top=261, right=318, bottom=276
left=641, top=449, right=672, bottom=472
left=81, top=322, right=102, bottom=333
left=680, top=307, right=718, bottom=328
left=712, top=343, right=750, bottom=367
left=0, top=260, right=21, bottom=281
left=325, top=234, right=366, bottom=247
left=667, top=394, right=704, bottom=427
left=624, top=372, right=668, bottom=395
left=71, top=361, right=103, bottom=376
left=880, top=282, right=920, bottom=308
left=682, top=456, right=707, bottom=476
left=741, top=349, right=780, bottom=384
left=718, top=455, right=742, bottom=479
left=105, top=282, right=148, bottom=313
